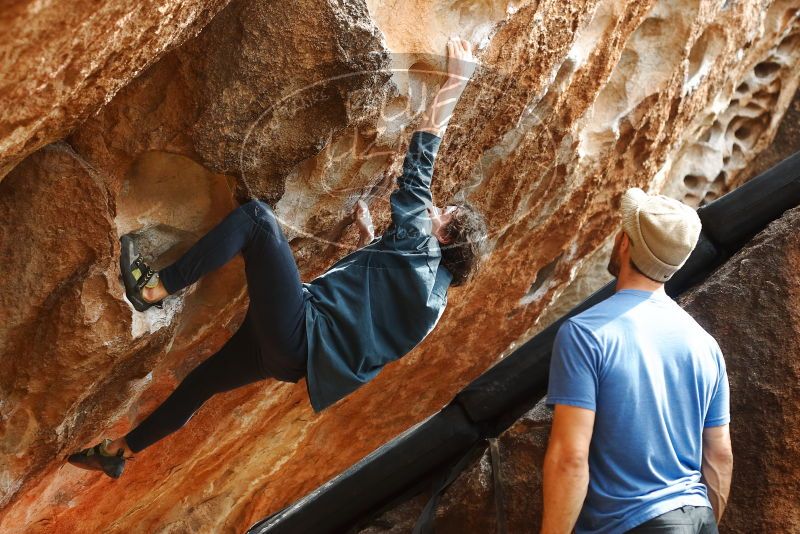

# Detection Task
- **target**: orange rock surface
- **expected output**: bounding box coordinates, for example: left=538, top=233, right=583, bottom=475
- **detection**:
left=1, top=1, right=799, bottom=532
left=0, top=0, right=232, bottom=179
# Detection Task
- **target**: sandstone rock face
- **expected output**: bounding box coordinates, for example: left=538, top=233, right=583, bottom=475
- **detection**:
left=1, top=1, right=799, bottom=532
left=738, top=85, right=800, bottom=179
left=358, top=206, right=800, bottom=534
left=682, top=209, right=800, bottom=533
left=0, top=0, right=232, bottom=179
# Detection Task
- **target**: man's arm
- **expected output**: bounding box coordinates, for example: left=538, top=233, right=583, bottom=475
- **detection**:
left=541, top=405, right=595, bottom=534
left=352, top=199, right=375, bottom=247
left=542, top=321, right=601, bottom=533
left=702, top=346, right=731, bottom=522
left=417, top=38, right=475, bottom=136
left=384, top=39, right=476, bottom=243
left=701, top=424, right=733, bottom=522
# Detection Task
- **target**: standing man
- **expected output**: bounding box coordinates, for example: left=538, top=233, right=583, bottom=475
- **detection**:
left=541, top=188, right=733, bottom=533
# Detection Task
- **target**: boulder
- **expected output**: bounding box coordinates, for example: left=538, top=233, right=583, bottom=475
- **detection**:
left=681, top=206, right=800, bottom=533
left=1, top=0, right=799, bottom=531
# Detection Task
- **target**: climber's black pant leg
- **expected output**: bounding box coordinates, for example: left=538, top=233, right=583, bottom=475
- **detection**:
left=126, top=201, right=309, bottom=452
left=125, top=311, right=265, bottom=452
left=158, top=200, right=308, bottom=381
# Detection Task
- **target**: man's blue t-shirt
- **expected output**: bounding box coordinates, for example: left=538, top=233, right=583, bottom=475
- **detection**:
left=547, top=289, right=730, bottom=533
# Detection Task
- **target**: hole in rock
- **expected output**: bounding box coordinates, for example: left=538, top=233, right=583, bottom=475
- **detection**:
left=736, top=82, right=749, bottom=94
left=778, top=32, right=800, bottom=55
left=727, top=115, right=767, bottom=149
left=752, top=89, right=779, bottom=109
left=734, top=126, right=751, bottom=140
left=784, top=8, right=800, bottom=26
left=408, top=59, right=439, bottom=76
left=684, top=192, right=702, bottom=205
left=615, top=118, right=635, bottom=154
left=744, top=102, right=764, bottom=114
left=536, top=58, right=576, bottom=114
left=525, top=253, right=563, bottom=301
left=687, top=25, right=724, bottom=85
left=701, top=178, right=725, bottom=206
left=631, top=134, right=651, bottom=166
left=117, top=151, right=237, bottom=265
left=683, top=174, right=703, bottom=189
left=754, top=61, right=781, bottom=78
left=667, top=95, right=682, bottom=122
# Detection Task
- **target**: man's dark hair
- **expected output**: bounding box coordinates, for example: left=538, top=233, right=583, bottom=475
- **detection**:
left=439, top=202, right=489, bottom=286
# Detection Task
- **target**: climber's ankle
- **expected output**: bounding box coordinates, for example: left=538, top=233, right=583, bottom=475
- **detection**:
left=142, top=278, right=168, bottom=303
left=103, top=437, right=134, bottom=458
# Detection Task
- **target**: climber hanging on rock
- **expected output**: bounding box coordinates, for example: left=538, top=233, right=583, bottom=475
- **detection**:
left=68, top=37, right=488, bottom=478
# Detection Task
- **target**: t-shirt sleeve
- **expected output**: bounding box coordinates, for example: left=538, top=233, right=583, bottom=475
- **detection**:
left=704, top=347, right=730, bottom=428
left=547, top=320, right=601, bottom=412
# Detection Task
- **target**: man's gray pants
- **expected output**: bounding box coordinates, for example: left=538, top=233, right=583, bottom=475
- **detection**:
left=627, top=505, right=719, bottom=533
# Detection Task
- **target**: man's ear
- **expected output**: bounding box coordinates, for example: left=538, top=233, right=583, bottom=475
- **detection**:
left=437, top=232, right=454, bottom=245
left=619, top=231, right=630, bottom=253
left=616, top=232, right=633, bottom=268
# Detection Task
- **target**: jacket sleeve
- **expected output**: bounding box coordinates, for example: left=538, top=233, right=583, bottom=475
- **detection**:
left=381, top=131, right=442, bottom=250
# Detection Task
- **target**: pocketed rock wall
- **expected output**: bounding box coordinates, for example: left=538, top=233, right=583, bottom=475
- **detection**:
left=356, top=190, right=800, bottom=534
left=1, top=1, right=799, bottom=532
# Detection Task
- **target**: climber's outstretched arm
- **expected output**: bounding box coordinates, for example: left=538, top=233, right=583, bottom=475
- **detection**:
left=417, top=38, right=476, bottom=136
left=383, top=38, right=477, bottom=245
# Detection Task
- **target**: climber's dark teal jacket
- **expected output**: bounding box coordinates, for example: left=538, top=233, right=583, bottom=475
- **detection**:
left=302, top=131, right=452, bottom=412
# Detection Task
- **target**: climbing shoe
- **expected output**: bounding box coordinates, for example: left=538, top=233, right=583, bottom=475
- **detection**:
left=120, top=234, right=163, bottom=312
left=67, top=439, right=126, bottom=479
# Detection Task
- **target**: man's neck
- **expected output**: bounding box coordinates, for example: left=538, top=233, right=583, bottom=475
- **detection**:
left=615, top=267, right=665, bottom=294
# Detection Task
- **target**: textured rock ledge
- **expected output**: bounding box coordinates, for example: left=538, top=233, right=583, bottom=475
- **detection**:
left=1, top=0, right=799, bottom=532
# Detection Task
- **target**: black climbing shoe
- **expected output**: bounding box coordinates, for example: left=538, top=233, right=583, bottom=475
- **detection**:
left=120, top=234, right=163, bottom=312
left=67, top=439, right=127, bottom=479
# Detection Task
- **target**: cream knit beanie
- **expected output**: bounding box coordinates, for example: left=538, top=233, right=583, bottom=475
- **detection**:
left=620, top=188, right=702, bottom=282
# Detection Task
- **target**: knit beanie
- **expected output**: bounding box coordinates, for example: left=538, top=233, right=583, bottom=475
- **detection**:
left=620, top=188, right=702, bottom=282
